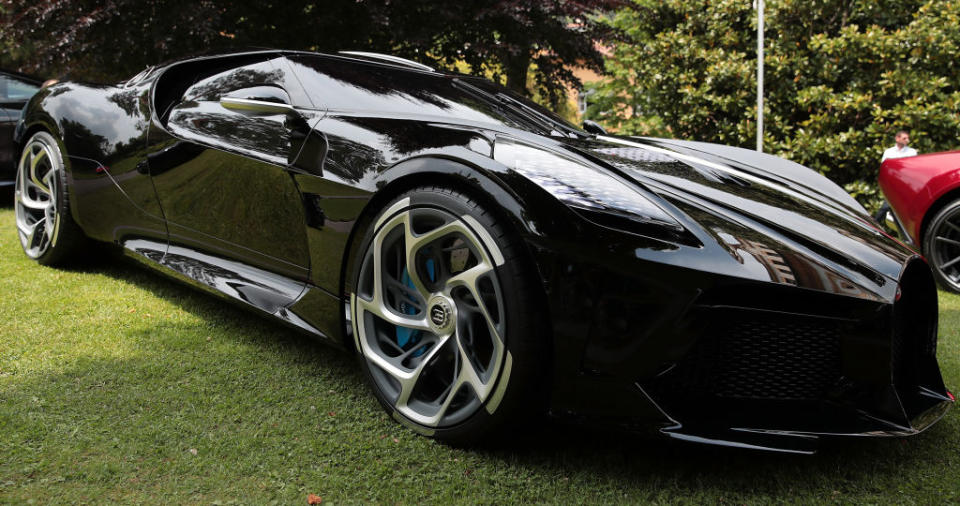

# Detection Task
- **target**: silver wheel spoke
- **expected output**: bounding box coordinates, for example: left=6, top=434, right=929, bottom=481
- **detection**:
left=425, top=377, right=464, bottom=424
left=448, top=263, right=504, bottom=340
left=455, top=330, right=493, bottom=400
left=16, top=214, right=42, bottom=236
left=394, top=336, right=450, bottom=408
left=403, top=219, right=462, bottom=297
left=28, top=147, right=52, bottom=194
left=19, top=216, right=46, bottom=248
left=357, top=295, right=431, bottom=333
left=447, top=264, right=496, bottom=322
left=448, top=263, right=504, bottom=399
left=17, top=194, right=51, bottom=211
left=405, top=221, right=461, bottom=257
left=384, top=276, right=424, bottom=312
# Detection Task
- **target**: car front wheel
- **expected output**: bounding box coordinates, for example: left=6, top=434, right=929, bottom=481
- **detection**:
left=349, top=185, right=546, bottom=444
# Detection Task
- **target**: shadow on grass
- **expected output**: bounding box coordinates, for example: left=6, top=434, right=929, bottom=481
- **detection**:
left=480, top=417, right=956, bottom=496
left=59, top=247, right=354, bottom=363
left=6, top=246, right=957, bottom=498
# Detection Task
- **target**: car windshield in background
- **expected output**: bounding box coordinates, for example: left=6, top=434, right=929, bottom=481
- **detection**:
left=0, top=74, right=40, bottom=102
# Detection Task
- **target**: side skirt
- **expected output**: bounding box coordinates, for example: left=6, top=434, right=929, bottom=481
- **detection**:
left=121, top=238, right=344, bottom=345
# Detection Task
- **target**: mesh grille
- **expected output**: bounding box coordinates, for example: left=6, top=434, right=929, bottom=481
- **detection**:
left=712, top=320, right=841, bottom=400
left=655, top=316, right=842, bottom=402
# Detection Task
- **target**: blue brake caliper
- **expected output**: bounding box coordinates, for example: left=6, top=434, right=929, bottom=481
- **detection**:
left=397, top=258, right=436, bottom=357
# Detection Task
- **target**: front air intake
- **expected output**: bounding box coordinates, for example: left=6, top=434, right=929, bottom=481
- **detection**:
left=891, top=258, right=939, bottom=414
left=650, top=313, right=843, bottom=403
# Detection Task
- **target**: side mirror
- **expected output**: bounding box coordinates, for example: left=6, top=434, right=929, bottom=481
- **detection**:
left=582, top=119, right=607, bottom=135
left=220, top=86, right=294, bottom=115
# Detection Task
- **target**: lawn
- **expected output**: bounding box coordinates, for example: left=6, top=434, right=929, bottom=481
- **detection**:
left=1, top=204, right=958, bottom=505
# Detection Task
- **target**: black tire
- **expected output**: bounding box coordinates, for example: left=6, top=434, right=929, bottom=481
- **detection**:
left=349, top=185, right=547, bottom=444
left=14, top=131, right=86, bottom=266
left=923, top=199, right=960, bottom=293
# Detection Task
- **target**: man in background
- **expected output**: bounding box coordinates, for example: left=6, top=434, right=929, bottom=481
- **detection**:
left=875, top=129, right=918, bottom=224
left=881, top=130, right=917, bottom=162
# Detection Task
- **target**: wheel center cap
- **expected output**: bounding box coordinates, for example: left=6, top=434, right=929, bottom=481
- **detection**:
left=427, top=295, right=456, bottom=335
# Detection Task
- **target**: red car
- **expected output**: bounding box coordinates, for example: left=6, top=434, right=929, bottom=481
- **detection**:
left=879, top=150, right=960, bottom=292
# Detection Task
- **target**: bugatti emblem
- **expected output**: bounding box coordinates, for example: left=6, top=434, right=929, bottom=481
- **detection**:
left=430, top=305, right=447, bottom=327
left=430, top=304, right=448, bottom=327
left=426, top=295, right=455, bottom=334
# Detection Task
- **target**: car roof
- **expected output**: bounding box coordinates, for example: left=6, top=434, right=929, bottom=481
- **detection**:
left=153, top=48, right=445, bottom=78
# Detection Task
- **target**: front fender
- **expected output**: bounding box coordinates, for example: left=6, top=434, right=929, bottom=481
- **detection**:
left=339, top=149, right=574, bottom=299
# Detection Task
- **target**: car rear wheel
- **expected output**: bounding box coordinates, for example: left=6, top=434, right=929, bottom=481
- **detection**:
left=350, top=186, right=545, bottom=444
left=923, top=199, right=960, bottom=293
left=15, top=131, right=85, bottom=265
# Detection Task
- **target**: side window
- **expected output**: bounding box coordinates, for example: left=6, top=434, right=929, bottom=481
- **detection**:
left=155, top=54, right=308, bottom=123
left=181, top=59, right=283, bottom=103
left=165, top=58, right=297, bottom=164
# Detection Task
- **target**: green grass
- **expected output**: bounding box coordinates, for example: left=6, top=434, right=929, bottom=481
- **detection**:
left=1, top=204, right=958, bottom=505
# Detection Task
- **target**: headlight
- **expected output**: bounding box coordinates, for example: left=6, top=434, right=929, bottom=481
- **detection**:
left=494, top=138, right=681, bottom=231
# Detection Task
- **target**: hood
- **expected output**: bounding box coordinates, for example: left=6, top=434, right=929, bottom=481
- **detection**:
left=552, top=135, right=914, bottom=290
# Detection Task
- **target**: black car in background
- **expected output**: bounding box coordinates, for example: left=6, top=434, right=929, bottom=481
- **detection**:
left=11, top=49, right=954, bottom=453
left=1, top=69, right=41, bottom=185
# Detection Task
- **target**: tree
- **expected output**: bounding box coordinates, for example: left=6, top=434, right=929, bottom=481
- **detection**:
left=587, top=0, right=960, bottom=203
left=372, top=0, right=626, bottom=105
left=0, top=0, right=625, bottom=107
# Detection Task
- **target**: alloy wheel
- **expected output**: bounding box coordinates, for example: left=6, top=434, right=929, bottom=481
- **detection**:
left=352, top=200, right=508, bottom=428
left=15, top=136, right=61, bottom=259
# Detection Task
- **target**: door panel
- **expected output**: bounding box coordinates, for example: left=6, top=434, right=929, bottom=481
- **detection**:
left=148, top=57, right=311, bottom=281
left=151, top=147, right=310, bottom=273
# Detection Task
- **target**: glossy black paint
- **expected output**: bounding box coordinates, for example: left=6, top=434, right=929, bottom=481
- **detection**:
left=15, top=49, right=952, bottom=453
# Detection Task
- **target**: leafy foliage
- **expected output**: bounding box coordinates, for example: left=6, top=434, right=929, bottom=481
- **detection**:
left=587, top=0, right=960, bottom=187
left=843, top=179, right=885, bottom=215
left=0, top=0, right=624, bottom=107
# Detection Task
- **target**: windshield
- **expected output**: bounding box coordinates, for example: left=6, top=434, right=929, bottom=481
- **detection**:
left=452, top=77, right=583, bottom=137
left=286, top=54, right=584, bottom=137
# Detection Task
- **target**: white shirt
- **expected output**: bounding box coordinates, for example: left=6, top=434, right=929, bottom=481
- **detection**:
left=882, top=145, right=917, bottom=162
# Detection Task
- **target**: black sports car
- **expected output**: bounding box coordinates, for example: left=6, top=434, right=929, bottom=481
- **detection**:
left=13, top=49, right=953, bottom=453
left=1, top=69, right=42, bottom=185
